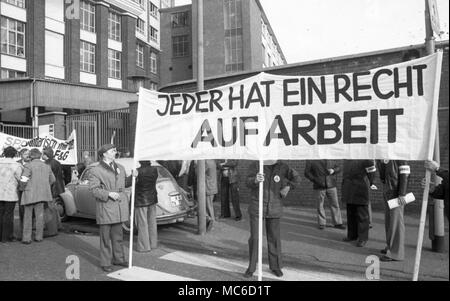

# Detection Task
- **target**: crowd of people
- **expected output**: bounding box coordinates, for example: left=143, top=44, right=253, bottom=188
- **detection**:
left=0, top=146, right=65, bottom=244
left=1, top=143, right=448, bottom=278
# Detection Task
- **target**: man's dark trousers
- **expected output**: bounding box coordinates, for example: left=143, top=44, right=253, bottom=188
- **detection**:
left=346, top=204, right=369, bottom=241
left=220, top=177, right=241, bottom=218
left=99, top=223, right=126, bottom=267
left=247, top=215, right=281, bottom=273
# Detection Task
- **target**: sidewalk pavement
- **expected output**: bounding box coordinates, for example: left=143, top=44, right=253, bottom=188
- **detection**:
left=156, top=201, right=449, bottom=281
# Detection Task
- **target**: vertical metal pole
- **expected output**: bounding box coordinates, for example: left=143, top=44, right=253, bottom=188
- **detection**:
left=196, top=0, right=206, bottom=235
left=257, top=159, right=264, bottom=281
left=413, top=1, right=441, bottom=280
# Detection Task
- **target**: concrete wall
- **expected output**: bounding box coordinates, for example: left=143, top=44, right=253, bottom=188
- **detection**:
left=132, top=42, right=449, bottom=212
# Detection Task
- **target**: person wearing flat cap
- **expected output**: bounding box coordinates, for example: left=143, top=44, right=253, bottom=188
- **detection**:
left=88, top=144, right=136, bottom=272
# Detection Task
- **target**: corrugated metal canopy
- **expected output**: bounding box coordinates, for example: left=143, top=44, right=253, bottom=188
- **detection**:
left=0, top=79, right=137, bottom=112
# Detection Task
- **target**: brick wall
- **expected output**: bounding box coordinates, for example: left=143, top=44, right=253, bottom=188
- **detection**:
left=150, top=42, right=449, bottom=212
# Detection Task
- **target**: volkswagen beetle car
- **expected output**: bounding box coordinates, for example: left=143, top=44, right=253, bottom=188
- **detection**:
left=56, top=158, right=196, bottom=226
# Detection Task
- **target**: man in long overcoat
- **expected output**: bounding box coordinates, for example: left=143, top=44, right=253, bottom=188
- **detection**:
left=341, top=160, right=376, bottom=247
left=244, top=160, right=300, bottom=278
left=88, top=144, right=133, bottom=272
left=219, top=160, right=241, bottom=220
left=377, top=160, right=410, bottom=261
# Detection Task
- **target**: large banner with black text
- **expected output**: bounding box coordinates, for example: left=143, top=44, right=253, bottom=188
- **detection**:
left=135, top=52, right=442, bottom=161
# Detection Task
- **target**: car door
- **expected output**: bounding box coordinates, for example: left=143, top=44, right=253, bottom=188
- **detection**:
left=74, top=167, right=97, bottom=217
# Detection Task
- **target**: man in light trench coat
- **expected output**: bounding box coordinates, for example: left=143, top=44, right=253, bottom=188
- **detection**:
left=88, top=144, right=135, bottom=272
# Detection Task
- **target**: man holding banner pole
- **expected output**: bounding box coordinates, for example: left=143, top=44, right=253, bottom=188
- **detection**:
left=244, top=160, right=300, bottom=279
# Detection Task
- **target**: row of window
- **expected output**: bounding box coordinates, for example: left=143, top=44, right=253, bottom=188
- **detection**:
left=1, top=0, right=25, bottom=8
left=82, top=1, right=158, bottom=44
left=0, top=67, right=25, bottom=79
left=0, top=17, right=25, bottom=57
left=80, top=41, right=157, bottom=76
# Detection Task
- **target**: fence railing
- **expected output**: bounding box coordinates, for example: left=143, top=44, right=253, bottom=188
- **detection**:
left=0, top=122, right=37, bottom=139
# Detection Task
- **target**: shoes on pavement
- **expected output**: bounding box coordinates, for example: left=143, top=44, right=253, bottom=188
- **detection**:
left=206, top=219, right=213, bottom=232
left=380, top=248, right=387, bottom=254
left=379, top=255, right=397, bottom=262
left=334, top=224, right=346, bottom=230
left=235, top=216, right=242, bottom=221
left=21, top=240, right=31, bottom=245
left=112, top=261, right=129, bottom=267
left=243, top=270, right=253, bottom=278
left=102, top=266, right=114, bottom=272
left=356, top=240, right=367, bottom=247
left=318, top=225, right=325, bottom=230
left=271, top=269, right=283, bottom=277
left=33, top=239, right=43, bottom=243
left=342, top=237, right=357, bottom=242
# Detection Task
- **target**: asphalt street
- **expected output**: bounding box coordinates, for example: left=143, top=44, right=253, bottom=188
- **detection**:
left=0, top=202, right=448, bottom=281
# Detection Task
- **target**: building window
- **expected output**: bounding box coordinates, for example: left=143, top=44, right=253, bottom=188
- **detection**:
left=171, top=11, right=188, bottom=28
left=149, top=26, right=158, bottom=43
left=224, top=35, right=243, bottom=72
left=1, top=68, right=25, bottom=79
left=133, top=0, right=144, bottom=8
left=136, top=43, right=144, bottom=68
left=150, top=82, right=158, bottom=91
left=1, top=0, right=25, bottom=8
left=224, top=0, right=243, bottom=73
left=172, top=35, right=188, bottom=58
left=136, top=19, right=145, bottom=35
left=108, top=12, right=121, bottom=41
left=150, top=52, right=157, bottom=73
left=80, top=41, right=95, bottom=73
left=0, top=17, right=25, bottom=57
left=224, top=0, right=242, bottom=30
left=108, top=49, right=121, bottom=79
left=80, top=0, right=95, bottom=32
left=149, top=2, right=158, bottom=19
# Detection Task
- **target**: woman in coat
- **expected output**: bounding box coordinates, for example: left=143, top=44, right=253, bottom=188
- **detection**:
left=20, top=148, right=56, bottom=244
left=0, top=146, right=22, bottom=242
left=244, top=160, right=300, bottom=278
left=134, top=161, right=158, bottom=252
left=341, top=160, right=376, bottom=247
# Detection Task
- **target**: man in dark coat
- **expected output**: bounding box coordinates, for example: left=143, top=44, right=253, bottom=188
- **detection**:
left=88, top=144, right=133, bottom=272
left=134, top=161, right=158, bottom=252
left=424, top=160, right=449, bottom=220
left=377, top=160, right=410, bottom=261
left=304, top=160, right=345, bottom=229
left=341, top=160, right=377, bottom=247
left=219, top=160, right=242, bottom=220
left=42, top=147, right=66, bottom=235
left=244, top=160, right=300, bottom=278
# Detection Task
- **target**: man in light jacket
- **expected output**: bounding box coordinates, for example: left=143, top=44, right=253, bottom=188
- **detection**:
left=0, top=146, right=22, bottom=242
left=20, top=148, right=55, bottom=244
left=88, top=144, right=133, bottom=272
left=304, top=160, right=345, bottom=230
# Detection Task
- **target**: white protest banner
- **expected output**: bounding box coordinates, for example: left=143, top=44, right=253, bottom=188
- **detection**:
left=135, top=52, right=442, bottom=161
left=0, top=130, right=78, bottom=165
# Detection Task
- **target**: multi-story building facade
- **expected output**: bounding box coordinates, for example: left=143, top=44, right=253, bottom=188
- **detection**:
left=0, top=0, right=168, bottom=125
left=159, top=0, right=286, bottom=87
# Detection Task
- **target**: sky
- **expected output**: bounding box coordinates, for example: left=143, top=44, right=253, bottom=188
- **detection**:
left=174, top=0, right=449, bottom=64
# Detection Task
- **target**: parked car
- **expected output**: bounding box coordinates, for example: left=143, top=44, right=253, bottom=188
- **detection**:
left=55, top=158, right=196, bottom=228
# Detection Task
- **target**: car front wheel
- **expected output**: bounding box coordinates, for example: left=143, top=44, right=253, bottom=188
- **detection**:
left=55, top=198, right=68, bottom=222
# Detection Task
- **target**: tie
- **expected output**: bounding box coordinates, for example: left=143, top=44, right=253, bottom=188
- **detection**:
left=110, top=162, right=115, bottom=170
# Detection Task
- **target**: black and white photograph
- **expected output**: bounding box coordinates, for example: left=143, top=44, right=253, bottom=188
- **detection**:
left=0, top=0, right=448, bottom=287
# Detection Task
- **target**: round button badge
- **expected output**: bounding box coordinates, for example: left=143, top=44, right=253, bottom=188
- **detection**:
left=274, top=175, right=280, bottom=183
